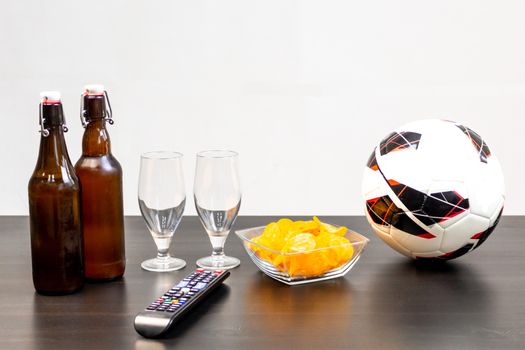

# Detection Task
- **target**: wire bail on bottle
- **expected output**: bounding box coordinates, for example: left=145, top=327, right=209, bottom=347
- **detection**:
left=104, top=90, right=114, bottom=125
left=80, top=88, right=114, bottom=128
left=39, top=102, right=49, bottom=137
left=39, top=96, right=68, bottom=136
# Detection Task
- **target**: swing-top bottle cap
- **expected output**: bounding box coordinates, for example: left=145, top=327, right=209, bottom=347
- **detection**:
left=84, top=84, right=105, bottom=96
left=40, top=91, right=61, bottom=104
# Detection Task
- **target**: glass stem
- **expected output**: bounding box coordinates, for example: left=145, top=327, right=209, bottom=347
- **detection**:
left=157, top=249, right=170, bottom=260
left=210, top=235, right=227, bottom=262
left=154, top=235, right=171, bottom=260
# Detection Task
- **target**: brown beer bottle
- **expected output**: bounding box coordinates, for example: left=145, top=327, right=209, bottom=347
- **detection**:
left=75, top=85, right=125, bottom=280
left=28, top=91, right=84, bottom=295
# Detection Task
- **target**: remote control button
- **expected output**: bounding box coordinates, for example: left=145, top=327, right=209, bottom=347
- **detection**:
left=214, top=269, right=224, bottom=275
left=176, top=281, right=189, bottom=287
left=196, top=268, right=205, bottom=272
left=195, top=282, right=207, bottom=290
left=190, top=288, right=200, bottom=293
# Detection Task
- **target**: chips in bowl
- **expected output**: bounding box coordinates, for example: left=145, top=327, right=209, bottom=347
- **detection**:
left=236, top=217, right=369, bottom=285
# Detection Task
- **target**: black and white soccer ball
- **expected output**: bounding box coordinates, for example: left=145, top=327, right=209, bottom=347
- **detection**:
left=362, top=119, right=505, bottom=260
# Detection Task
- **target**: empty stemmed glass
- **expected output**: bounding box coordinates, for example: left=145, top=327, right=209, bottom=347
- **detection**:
left=138, top=151, right=186, bottom=272
left=194, top=150, right=241, bottom=269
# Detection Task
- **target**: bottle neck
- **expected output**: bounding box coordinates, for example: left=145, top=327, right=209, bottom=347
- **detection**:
left=81, top=94, right=112, bottom=156
left=41, top=103, right=65, bottom=132
left=82, top=119, right=111, bottom=156
left=35, top=125, right=74, bottom=176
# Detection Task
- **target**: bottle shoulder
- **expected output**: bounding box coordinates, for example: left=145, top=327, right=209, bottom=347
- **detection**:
left=30, top=159, right=79, bottom=183
left=75, top=154, right=122, bottom=174
left=28, top=172, right=80, bottom=191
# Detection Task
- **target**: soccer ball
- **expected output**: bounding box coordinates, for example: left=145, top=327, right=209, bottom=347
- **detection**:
left=362, top=119, right=505, bottom=260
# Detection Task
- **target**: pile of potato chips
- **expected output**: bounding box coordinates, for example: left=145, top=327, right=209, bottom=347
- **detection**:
left=249, top=217, right=354, bottom=277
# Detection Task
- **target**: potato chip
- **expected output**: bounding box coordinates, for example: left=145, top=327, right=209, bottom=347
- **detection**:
left=282, top=233, right=316, bottom=253
left=314, top=216, right=347, bottom=236
left=261, top=222, right=285, bottom=250
left=276, top=218, right=293, bottom=234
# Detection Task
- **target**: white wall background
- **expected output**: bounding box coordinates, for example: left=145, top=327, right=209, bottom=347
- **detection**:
left=1, top=0, right=524, bottom=216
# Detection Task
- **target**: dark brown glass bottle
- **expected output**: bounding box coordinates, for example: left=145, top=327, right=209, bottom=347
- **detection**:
left=75, top=85, right=125, bottom=280
left=28, top=92, right=84, bottom=295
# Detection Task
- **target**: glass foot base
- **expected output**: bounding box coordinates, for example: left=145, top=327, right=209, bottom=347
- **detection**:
left=141, top=256, right=186, bottom=272
left=196, top=256, right=240, bottom=270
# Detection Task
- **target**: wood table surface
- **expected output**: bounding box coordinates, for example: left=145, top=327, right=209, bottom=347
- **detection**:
left=1, top=216, right=524, bottom=349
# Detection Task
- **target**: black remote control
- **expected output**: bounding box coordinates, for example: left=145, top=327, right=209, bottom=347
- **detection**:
left=134, top=268, right=230, bottom=338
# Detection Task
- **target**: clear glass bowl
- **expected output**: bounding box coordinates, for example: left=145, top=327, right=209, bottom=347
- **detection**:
left=235, top=225, right=369, bottom=285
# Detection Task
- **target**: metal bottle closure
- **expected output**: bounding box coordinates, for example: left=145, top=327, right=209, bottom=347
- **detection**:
left=79, top=90, right=114, bottom=128
left=39, top=97, right=68, bottom=137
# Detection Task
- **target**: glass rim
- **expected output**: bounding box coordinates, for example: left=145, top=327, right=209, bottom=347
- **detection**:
left=141, top=151, right=183, bottom=160
left=196, top=150, right=238, bottom=158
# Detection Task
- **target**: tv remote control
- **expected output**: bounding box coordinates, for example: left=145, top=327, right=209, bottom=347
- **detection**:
left=134, top=268, right=230, bottom=338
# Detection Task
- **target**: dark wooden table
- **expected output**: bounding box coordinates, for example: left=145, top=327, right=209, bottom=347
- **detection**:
left=1, top=216, right=524, bottom=349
